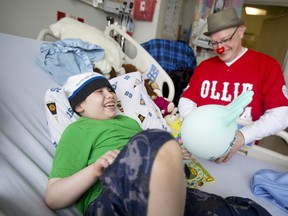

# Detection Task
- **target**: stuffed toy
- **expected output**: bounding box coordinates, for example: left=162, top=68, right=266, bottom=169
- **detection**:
left=94, top=65, right=117, bottom=79
left=144, top=79, right=177, bottom=117
left=164, top=113, right=183, bottom=139
left=95, top=63, right=139, bottom=79
left=50, top=17, right=126, bottom=78
left=122, top=64, right=139, bottom=73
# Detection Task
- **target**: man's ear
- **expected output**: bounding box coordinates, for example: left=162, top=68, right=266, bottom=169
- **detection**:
left=75, top=103, right=84, bottom=113
left=239, top=25, right=246, bottom=37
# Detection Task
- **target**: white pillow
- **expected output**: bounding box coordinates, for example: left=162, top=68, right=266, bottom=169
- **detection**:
left=45, top=72, right=170, bottom=147
left=110, top=72, right=170, bottom=131
left=44, top=87, right=79, bottom=147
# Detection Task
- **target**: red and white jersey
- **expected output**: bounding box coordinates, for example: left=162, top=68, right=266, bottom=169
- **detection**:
left=182, top=49, right=288, bottom=121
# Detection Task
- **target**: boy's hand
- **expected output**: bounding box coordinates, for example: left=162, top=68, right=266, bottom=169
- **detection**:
left=178, top=138, right=192, bottom=160
left=93, top=150, right=120, bottom=177
left=181, top=147, right=192, bottom=160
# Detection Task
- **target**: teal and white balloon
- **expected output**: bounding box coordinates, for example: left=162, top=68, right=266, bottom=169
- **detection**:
left=181, top=91, right=254, bottom=160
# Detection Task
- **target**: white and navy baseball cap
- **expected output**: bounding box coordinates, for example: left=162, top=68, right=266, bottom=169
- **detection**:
left=64, top=72, right=115, bottom=109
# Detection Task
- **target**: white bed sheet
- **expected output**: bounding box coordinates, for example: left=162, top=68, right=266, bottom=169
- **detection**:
left=0, top=32, right=80, bottom=216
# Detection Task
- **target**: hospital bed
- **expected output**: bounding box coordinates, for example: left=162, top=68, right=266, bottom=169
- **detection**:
left=0, top=20, right=287, bottom=216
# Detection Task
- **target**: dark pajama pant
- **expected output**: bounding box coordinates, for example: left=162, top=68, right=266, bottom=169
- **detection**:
left=85, top=129, right=271, bottom=216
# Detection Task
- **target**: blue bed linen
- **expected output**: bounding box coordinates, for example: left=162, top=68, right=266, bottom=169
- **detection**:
left=251, top=169, right=288, bottom=213
left=36, top=38, right=105, bottom=85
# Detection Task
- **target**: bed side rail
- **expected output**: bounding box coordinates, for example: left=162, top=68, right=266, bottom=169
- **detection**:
left=104, top=24, right=175, bottom=101
left=237, top=118, right=288, bottom=168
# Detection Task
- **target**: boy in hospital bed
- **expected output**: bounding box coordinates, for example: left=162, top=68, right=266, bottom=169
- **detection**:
left=45, top=72, right=271, bottom=216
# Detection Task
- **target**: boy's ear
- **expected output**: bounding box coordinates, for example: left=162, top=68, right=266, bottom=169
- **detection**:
left=75, top=103, right=84, bottom=113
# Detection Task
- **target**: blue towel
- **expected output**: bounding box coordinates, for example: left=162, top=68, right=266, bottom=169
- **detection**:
left=36, top=39, right=105, bottom=85
left=251, top=169, right=288, bottom=213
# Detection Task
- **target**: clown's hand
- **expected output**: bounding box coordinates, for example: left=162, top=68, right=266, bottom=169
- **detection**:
left=216, top=131, right=245, bottom=163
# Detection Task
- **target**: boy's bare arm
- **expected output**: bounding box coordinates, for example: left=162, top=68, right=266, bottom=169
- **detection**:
left=45, top=150, right=120, bottom=209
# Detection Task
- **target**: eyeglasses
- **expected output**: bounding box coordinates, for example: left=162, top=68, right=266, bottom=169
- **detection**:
left=208, top=26, right=239, bottom=48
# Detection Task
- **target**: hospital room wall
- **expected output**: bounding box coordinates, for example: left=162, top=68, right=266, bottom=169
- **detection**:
left=0, top=0, right=165, bottom=44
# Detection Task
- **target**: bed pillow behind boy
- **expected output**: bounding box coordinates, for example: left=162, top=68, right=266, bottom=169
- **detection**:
left=45, top=72, right=170, bottom=147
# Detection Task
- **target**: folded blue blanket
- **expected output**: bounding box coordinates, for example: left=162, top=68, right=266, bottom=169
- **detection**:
left=36, top=39, right=105, bottom=85
left=251, top=169, right=288, bottom=213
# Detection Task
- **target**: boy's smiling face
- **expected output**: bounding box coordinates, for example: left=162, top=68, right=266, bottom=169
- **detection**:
left=75, top=86, right=118, bottom=120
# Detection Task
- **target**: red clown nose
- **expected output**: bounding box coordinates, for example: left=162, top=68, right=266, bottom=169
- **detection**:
left=216, top=47, right=225, bottom=55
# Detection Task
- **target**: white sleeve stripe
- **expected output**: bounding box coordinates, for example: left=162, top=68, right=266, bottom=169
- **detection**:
left=178, top=97, right=197, bottom=119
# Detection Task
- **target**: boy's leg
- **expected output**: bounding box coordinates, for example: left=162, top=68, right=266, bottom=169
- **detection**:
left=85, top=129, right=186, bottom=216
left=147, top=139, right=186, bottom=216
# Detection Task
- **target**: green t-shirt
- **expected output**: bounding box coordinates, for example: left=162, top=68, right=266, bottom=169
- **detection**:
left=49, top=115, right=142, bottom=214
